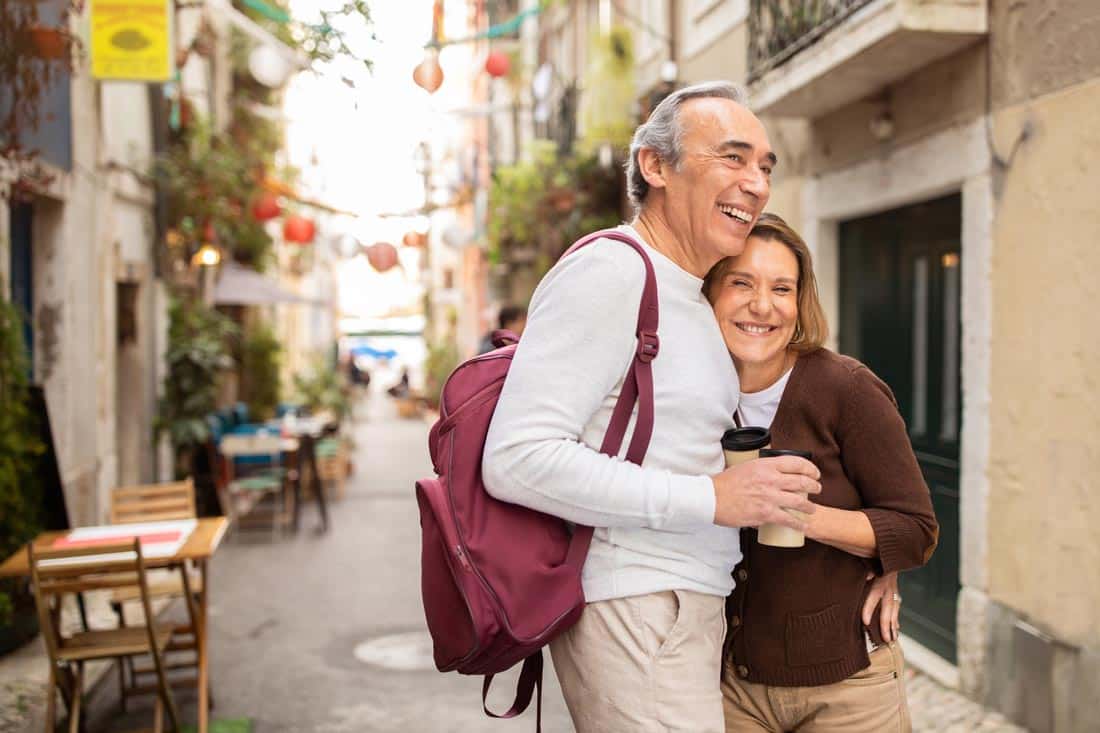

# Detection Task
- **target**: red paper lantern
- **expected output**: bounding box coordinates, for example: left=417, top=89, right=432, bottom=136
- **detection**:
left=251, top=192, right=281, bottom=222
left=413, top=52, right=444, bottom=94
left=402, top=230, right=427, bottom=248
left=366, top=242, right=399, bottom=273
left=485, top=51, right=510, bottom=78
left=283, top=215, right=316, bottom=244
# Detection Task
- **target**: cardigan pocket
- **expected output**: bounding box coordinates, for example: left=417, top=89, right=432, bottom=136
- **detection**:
left=784, top=603, right=847, bottom=667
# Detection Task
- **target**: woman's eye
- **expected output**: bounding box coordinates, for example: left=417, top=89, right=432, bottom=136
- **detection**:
left=774, top=287, right=792, bottom=295
left=726, top=154, right=743, bottom=163
left=732, top=279, right=751, bottom=288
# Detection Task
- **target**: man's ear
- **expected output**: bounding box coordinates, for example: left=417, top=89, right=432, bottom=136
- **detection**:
left=637, top=147, right=668, bottom=191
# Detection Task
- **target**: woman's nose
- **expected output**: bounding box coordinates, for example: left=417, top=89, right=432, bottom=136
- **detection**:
left=749, top=289, right=772, bottom=314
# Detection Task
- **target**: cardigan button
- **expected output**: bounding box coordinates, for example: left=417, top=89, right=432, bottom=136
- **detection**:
left=736, top=665, right=749, bottom=678
left=730, top=614, right=741, bottom=627
left=736, top=568, right=748, bottom=582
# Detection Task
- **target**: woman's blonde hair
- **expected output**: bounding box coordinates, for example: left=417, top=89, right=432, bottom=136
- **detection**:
left=703, top=213, right=829, bottom=352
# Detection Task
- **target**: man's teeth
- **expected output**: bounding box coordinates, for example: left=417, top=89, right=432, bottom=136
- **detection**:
left=737, top=323, right=773, bottom=335
left=718, top=205, right=752, bottom=223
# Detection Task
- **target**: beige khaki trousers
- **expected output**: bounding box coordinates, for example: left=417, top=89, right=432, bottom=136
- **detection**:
left=721, top=641, right=912, bottom=732
left=550, top=589, right=727, bottom=732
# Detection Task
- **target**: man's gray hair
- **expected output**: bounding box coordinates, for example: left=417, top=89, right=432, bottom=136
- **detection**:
left=625, top=80, right=748, bottom=210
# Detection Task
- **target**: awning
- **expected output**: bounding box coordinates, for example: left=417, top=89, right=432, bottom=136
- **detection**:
left=213, top=262, right=328, bottom=306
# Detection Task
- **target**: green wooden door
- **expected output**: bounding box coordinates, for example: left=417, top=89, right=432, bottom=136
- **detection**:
left=839, top=193, right=961, bottom=662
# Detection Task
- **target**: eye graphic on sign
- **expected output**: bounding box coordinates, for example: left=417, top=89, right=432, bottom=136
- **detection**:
left=111, top=29, right=151, bottom=51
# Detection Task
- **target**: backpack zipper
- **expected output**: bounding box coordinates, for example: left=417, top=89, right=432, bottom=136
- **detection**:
left=445, top=430, right=582, bottom=646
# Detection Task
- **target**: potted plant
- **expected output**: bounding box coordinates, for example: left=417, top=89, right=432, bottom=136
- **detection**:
left=0, top=301, right=44, bottom=655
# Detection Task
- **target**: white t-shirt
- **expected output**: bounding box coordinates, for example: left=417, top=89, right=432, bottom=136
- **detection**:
left=483, top=225, right=742, bottom=602
left=736, top=367, right=793, bottom=429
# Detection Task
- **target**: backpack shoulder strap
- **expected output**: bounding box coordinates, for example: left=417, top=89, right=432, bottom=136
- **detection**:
left=559, top=228, right=660, bottom=570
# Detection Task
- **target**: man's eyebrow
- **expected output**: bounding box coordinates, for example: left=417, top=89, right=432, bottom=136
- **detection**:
left=714, top=140, right=779, bottom=166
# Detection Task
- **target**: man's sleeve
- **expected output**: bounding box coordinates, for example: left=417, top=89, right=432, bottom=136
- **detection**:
left=481, top=242, right=716, bottom=530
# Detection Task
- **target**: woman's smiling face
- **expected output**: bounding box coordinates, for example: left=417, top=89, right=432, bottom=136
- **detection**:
left=711, top=235, right=800, bottom=369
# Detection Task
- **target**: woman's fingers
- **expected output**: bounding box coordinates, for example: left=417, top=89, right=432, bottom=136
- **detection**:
left=862, top=582, right=884, bottom=626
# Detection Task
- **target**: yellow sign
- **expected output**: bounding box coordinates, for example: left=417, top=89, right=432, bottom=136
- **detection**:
left=91, top=0, right=173, bottom=81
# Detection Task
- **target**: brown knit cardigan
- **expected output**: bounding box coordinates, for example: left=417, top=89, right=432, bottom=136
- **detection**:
left=724, top=347, right=939, bottom=687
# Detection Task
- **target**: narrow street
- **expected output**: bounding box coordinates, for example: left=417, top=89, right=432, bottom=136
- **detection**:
left=91, top=392, right=572, bottom=732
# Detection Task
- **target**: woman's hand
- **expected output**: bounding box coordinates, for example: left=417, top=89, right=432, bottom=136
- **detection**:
left=862, top=571, right=901, bottom=642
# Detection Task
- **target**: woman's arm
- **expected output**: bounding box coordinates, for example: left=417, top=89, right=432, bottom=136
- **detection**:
left=837, top=365, right=940, bottom=574
left=803, top=504, right=876, bottom=557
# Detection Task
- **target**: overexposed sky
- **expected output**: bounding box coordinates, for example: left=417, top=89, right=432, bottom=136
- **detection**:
left=282, top=0, right=479, bottom=320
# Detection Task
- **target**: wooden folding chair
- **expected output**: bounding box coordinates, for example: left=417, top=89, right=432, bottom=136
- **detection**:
left=29, top=538, right=187, bottom=732
left=219, top=433, right=294, bottom=531
left=108, top=479, right=203, bottom=712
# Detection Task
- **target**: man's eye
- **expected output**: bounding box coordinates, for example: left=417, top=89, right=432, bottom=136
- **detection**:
left=726, top=154, right=743, bottom=163
left=761, top=166, right=773, bottom=176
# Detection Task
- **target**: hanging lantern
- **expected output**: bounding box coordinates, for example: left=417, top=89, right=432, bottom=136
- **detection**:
left=251, top=192, right=281, bottom=222
left=485, top=50, right=510, bottom=79
left=283, top=215, right=316, bottom=244
left=366, top=242, right=399, bottom=273
left=249, top=45, right=292, bottom=88
left=412, top=50, right=444, bottom=94
left=402, top=230, right=427, bottom=248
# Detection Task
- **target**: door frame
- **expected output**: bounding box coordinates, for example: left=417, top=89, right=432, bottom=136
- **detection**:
left=800, top=117, right=993, bottom=688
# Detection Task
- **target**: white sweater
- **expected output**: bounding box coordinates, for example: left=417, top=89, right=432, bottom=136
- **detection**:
left=482, top=226, right=742, bottom=602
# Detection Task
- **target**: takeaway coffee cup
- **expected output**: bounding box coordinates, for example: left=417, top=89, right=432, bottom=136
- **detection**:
left=722, top=427, right=771, bottom=468
left=756, top=448, right=814, bottom=548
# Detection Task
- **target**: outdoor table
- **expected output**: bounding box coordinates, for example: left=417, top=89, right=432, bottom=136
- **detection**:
left=0, top=516, right=229, bottom=733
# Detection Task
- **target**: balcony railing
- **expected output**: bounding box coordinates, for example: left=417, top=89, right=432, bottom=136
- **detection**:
left=748, top=0, right=875, bottom=82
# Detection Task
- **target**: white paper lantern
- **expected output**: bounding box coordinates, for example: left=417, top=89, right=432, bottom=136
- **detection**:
left=249, top=45, right=291, bottom=88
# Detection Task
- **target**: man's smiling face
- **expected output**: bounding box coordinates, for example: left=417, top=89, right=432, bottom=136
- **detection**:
left=660, top=97, right=775, bottom=264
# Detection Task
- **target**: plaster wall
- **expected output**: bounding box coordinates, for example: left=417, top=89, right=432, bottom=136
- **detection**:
left=985, top=76, right=1100, bottom=649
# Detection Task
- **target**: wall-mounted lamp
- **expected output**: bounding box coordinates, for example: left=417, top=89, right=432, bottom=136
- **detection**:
left=869, top=110, right=894, bottom=141
left=191, top=243, right=222, bottom=267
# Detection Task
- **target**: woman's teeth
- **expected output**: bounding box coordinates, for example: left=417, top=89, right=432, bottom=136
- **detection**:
left=718, top=205, right=752, bottom=223
left=737, top=323, right=774, bottom=335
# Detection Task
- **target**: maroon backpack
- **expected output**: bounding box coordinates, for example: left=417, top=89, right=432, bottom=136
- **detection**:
left=415, top=230, right=660, bottom=729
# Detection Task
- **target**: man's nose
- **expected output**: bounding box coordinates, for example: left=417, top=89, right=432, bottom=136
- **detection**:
left=740, top=166, right=769, bottom=199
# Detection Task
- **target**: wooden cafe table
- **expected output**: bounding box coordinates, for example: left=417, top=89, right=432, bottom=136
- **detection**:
left=0, top=516, right=229, bottom=733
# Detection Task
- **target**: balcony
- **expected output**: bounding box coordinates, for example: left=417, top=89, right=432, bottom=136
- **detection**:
left=747, top=0, right=987, bottom=118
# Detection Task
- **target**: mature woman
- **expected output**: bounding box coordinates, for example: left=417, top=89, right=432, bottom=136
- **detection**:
left=704, top=213, right=939, bottom=732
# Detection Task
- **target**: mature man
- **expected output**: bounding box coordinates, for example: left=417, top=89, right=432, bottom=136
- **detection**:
left=482, top=81, right=821, bottom=732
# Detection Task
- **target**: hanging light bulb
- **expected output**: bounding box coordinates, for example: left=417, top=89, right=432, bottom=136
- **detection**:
left=413, top=48, right=444, bottom=94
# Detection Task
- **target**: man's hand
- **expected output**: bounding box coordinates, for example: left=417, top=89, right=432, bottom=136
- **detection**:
left=711, top=456, right=821, bottom=529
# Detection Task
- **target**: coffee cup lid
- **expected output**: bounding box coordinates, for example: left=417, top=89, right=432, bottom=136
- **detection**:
left=722, top=426, right=770, bottom=452
left=759, top=448, right=813, bottom=461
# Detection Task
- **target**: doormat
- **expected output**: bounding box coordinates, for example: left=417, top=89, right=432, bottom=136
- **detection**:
left=182, top=719, right=252, bottom=733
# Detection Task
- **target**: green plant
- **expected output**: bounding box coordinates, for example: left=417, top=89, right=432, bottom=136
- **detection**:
left=487, top=141, right=624, bottom=291
left=238, top=319, right=282, bottom=421
left=156, top=297, right=237, bottom=462
left=0, top=300, right=44, bottom=626
left=292, top=353, right=351, bottom=421
left=424, top=338, right=460, bottom=410
left=580, top=26, right=636, bottom=150
left=155, top=119, right=276, bottom=270
left=0, top=0, right=82, bottom=191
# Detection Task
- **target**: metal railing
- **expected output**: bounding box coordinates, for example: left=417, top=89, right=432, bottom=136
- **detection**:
left=748, top=0, right=876, bottom=81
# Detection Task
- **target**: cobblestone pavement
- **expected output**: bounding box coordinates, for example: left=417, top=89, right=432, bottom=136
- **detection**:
left=905, top=667, right=1027, bottom=732
left=2, top=392, right=1030, bottom=732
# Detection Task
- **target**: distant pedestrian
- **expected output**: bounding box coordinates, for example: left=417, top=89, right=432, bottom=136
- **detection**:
left=477, top=304, right=527, bottom=354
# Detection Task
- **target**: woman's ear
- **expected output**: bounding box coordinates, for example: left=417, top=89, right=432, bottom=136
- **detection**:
left=637, top=147, right=668, bottom=192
